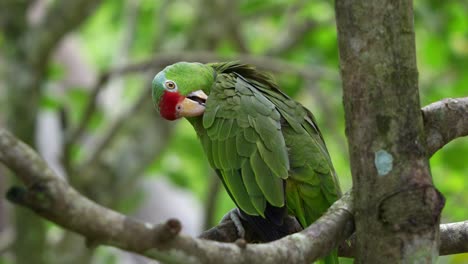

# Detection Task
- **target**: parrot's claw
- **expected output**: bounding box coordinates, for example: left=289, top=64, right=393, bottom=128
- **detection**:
left=221, top=208, right=246, bottom=239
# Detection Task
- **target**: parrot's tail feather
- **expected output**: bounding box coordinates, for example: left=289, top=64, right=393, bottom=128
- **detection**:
left=239, top=203, right=289, bottom=242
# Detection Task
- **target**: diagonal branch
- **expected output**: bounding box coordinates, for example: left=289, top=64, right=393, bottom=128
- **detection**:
left=265, top=19, right=318, bottom=56
left=422, top=97, right=468, bottom=157
left=76, top=89, right=148, bottom=172
left=265, top=0, right=320, bottom=56
left=64, top=74, right=110, bottom=165
left=24, top=0, right=103, bottom=67
left=0, top=128, right=353, bottom=264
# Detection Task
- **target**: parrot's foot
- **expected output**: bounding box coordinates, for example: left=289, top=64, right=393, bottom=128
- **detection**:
left=221, top=208, right=246, bottom=239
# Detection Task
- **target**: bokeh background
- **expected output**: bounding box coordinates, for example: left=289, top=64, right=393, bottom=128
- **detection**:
left=0, top=0, right=467, bottom=263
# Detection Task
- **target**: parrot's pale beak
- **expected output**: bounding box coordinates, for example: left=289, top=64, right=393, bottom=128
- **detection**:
left=178, top=90, right=208, bottom=117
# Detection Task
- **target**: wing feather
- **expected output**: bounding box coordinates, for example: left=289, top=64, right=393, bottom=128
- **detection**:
left=202, top=73, right=289, bottom=215
left=202, top=63, right=341, bottom=235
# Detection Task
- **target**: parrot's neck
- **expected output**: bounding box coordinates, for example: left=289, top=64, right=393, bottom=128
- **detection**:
left=199, top=64, right=217, bottom=95
left=186, top=116, right=205, bottom=137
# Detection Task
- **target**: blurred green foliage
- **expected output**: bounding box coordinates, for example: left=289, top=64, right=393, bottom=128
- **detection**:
left=6, top=0, right=466, bottom=263
left=72, top=0, right=468, bottom=263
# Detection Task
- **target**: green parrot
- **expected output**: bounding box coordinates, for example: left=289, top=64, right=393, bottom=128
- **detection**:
left=152, top=61, right=341, bottom=264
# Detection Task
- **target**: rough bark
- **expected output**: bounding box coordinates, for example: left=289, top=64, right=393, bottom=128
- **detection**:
left=335, top=0, right=445, bottom=263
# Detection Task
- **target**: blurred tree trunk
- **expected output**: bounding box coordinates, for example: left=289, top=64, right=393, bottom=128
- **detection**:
left=1, top=1, right=102, bottom=263
left=2, top=1, right=47, bottom=263
left=335, top=0, right=444, bottom=262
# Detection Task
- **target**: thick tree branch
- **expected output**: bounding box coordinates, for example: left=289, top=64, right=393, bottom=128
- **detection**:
left=1, top=129, right=467, bottom=261
left=0, top=128, right=354, bottom=264
left=337, top=220, right=468, bottom=257
left=201, top=209, right=468, bottom=258
left=422, top=97, right=468, bottom=157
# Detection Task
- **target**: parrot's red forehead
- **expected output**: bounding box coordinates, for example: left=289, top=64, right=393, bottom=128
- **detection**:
left=159, top=90, right=184, bottom=120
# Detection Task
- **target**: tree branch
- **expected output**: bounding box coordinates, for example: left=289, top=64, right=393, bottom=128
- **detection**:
left=0, top=129, right=353, bottom=264
left=422, top=97, right=468, bottom=157
left=265, top=0, right=320, bottom=56
left=105, top=51, right=338, bottom=82
left=76, top=89, right=148, bottom=172
left=24, top=0, right=103, bottom=67
left=336, top=220, right=468, bottom=258
left=0, top=0, right=30, bottom=40
left=1, top=129, right=467, bottom=261
left=265, top=20, right=318, bottom=56
left=440, top=221, right=468, bottom=255
left=63, top=74, right=110, bottom=169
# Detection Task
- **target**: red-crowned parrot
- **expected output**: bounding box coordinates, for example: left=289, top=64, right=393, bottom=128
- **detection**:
left=152, top=62, right=341, bottom=264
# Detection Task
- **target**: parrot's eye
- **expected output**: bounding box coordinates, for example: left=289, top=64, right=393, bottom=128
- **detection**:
left=164, top=80, right=177, bottom=90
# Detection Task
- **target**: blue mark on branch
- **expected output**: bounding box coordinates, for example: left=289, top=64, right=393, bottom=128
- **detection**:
left=374, top=150, right=393, bottom=176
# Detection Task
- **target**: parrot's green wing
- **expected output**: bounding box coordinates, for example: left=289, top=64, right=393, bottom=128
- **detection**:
left=249, top=72, right=341, bottom=264
left=247, top=77, right=341, bottom=227
left=201, top=70, right=290, bottom=216
left=201, top=62, right=340, bottom=263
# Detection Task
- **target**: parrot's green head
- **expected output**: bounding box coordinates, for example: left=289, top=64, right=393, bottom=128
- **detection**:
left=152, top=62, right=214, bottom=120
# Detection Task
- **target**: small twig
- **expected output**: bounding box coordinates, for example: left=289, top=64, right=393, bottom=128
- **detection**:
left=65, top=74, right=110, bottom=148
left=76, top=89, right=148, bottom=172
left=422, top=97, right=468, bottom=157
left=62, top=74, right=109, bottom=175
